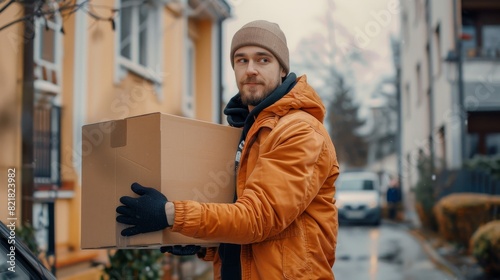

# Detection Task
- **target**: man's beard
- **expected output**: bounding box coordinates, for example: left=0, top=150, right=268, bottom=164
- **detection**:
left=241, top=88, right=272, bottom=106
left=240, top=76, right=281, bottom=106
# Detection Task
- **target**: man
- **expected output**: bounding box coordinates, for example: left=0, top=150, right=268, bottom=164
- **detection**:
left=386, top=177, right=402, bottom=220
left=116, top=20, right=340, bottom=279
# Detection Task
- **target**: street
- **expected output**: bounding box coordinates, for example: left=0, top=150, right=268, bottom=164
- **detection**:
left=333, top=221, right=454, bottom=280
left=1, top=0, right=499, bottom=279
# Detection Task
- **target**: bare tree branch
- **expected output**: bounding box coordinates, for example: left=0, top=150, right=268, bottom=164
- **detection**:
left=0, top=14, right=28, bottom=32
left=0, top=0, right=118, bottom=33
left=0, top=0, right=15, bottom=14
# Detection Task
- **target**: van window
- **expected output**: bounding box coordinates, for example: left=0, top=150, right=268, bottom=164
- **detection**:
left=338, top=179, right=374, bottom=191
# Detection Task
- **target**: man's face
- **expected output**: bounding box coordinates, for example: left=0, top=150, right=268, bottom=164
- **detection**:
left=233, top=46, right=286, bottom=107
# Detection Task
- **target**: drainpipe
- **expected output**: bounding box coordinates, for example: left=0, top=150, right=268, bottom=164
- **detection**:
left=217, top=18, right=223, bottom=124
left=217, top=0, right=231, bottom=124
left=21, top=0, right=36, bottom=225
left=396, top=54, right=403, bottom=190
left=425, top=0, right=435, bottom=173
left=452, top=0, right=466, bottom=165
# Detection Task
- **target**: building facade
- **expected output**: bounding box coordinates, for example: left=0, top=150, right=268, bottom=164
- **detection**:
left=0, top=0, right=230, bottom=277
left=400, top=0, right=500, bottom=222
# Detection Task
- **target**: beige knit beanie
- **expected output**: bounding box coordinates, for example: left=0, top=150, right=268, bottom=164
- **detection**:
left=230, top=20, right=289, bottom=74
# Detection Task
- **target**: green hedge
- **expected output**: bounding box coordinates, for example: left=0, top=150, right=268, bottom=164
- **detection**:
left=470, top=220, right=500, bottom=276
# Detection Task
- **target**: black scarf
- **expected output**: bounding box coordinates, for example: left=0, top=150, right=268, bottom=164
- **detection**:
left=219, top=73, right=297, bottom=280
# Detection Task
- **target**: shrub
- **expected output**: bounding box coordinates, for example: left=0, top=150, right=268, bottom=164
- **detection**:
left=414, top=155, right=438, bottom=231
left=464, top=155, right=500, bottom=179
left=16, top=223, right=51, bottom=269
left=434, top=193, right=499, bottom=248
left=470, top=220, right=500, bottom=276
left=15, top=223, right=41, bottom=257
left=102, top=249, right=164, bottom=280
left=490, top=195, right=500, bottom=217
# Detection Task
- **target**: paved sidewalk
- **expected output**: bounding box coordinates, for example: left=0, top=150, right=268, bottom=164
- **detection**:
left=391, top=219, right=497, bottom=280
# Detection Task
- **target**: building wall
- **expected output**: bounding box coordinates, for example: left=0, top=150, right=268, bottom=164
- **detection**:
left=61, top=5, right=77, bottom=182
left=0, top=4, right=24, bottom=225
left=58, top=3, right=79, bottom=249
left=400, top=0, right=469, bottom=186
left=399, top=0, right=462, bottom=225
left=429, top=0, right=462, bottom=169
left=194, top=19, right=216, bottom=122
left=59, top=4, right=218, bottom=252
left=0, top=1, right=225, bottom=270
left=400, top=0, right=430, bottom=189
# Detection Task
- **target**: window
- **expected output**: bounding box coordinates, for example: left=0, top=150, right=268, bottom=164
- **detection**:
left=34, top=107, right=61, bottom=188
left=32, top=2, right=63, bottom=192
left=416, top=63, right=422, bottom=106
left=486, top=133, right=500, bottom=156
left=337, top=179, right=375, bottom=191
left=116, top=0, right=163, bottom=86
left=183, top=37, right=196, bottom=118
left=467, top=133, right=479, bottom=158
left=433, top=23, right=441, bottom=76
left=402, top=12, right=409, bottom=48
left=33, top=1, right=63, bottom=93
left=406, top=153, right=413, bottom=186
left=466, top=133, right=500, bottom=157
left=461, top=10, right=500, bottom=58
left=482, top=25, right=500, bottom=58
left=405, top=82, right=411, bottom=119
left=414, top=0, right=423, bottom=26
left=462, top=25, right=477, bottom=57
left=437, top=126, right=446, bottom=169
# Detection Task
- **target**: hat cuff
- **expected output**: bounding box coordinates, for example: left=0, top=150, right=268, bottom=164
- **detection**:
left=230, top=27, right=289, bottom=74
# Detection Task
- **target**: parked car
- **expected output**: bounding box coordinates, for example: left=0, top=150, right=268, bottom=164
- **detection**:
left=0, top=221, right=56, bottom=279
left=335, top=171, right=382, bottom=225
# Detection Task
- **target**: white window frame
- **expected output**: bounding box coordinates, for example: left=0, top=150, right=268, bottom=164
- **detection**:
left=115, top=0, right=164, bottom=95
left=33, top=1, right=63, bottom=98
left=183, top=36, right=196, bottom=118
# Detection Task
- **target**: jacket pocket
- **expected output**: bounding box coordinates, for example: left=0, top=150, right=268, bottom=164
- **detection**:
left=283, top=241, right=310, bottom=279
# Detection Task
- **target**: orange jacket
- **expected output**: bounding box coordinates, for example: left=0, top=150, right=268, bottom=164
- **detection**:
left=173, top=75, right=339, bottom=279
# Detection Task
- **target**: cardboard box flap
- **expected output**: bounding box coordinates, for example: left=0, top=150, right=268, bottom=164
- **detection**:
left=110, top=119, right=127, bottom=148
left=115, top=114, right=163, bottom=247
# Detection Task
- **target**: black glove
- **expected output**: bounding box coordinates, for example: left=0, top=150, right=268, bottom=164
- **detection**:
left=160, top=245, right=201, bottom=256
left=116, top=182, right=169, bottom=236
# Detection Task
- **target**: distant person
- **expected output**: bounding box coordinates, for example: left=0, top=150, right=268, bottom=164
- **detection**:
left=115, top=20, right=340, bottom=279
left=386, top=177, right=402, bottom=220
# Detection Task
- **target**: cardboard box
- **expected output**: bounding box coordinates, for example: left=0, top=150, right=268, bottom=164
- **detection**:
left=81, top=113, right=241, bottom=249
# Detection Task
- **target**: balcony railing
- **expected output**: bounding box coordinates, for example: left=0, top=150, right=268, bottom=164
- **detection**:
left=434, top=168, right=500, bottom=200
left=34, top=106, right=61, bottom=189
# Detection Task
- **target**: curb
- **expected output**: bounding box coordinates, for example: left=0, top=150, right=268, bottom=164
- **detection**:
left=385, top=220, right=464, bottom=280
left=409, top=229, right=465, bottom=280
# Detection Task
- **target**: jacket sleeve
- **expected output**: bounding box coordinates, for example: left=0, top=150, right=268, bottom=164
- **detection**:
left=172, top=120, right=333, bottom=244
left=198, top=247, right=217, bottom=261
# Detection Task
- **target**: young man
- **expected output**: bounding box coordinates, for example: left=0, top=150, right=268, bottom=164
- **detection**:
left=116, top=20, right=340, bottom=279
